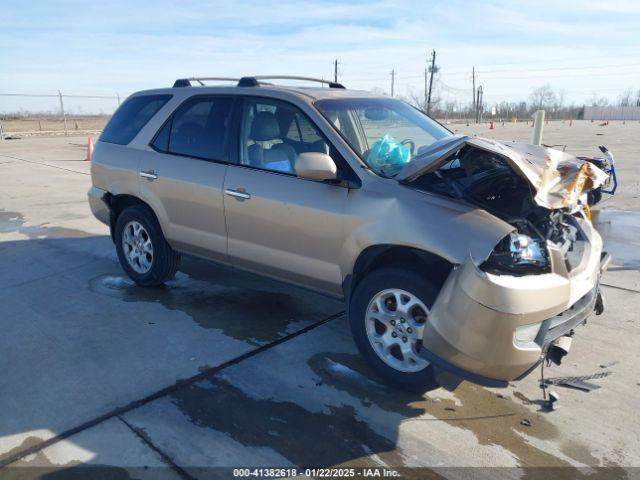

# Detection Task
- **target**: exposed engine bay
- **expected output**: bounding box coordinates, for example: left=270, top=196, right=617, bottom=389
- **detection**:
left=406, top=145, right=588, bottom=274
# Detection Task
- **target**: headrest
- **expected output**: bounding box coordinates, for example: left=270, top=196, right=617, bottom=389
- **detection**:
left=250, top=111, right=280, bottom=141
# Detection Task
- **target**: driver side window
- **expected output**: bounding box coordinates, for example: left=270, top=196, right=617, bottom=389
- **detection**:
left=239, top=98, right=334, bottom=176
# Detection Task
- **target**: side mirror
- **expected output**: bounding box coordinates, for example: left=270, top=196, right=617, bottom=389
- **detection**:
left=295, top=152, right=337, bottom=181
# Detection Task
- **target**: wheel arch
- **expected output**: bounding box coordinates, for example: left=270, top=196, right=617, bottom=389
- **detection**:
left=343, top=244, right=454, bottom=301
left=104, top=193, right=164, bottom=242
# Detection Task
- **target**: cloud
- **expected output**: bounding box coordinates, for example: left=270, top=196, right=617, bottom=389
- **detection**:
left=0, top=0, right=638, bottom=110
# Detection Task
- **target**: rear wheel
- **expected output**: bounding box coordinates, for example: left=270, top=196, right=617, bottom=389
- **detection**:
left=115, top=204, right=180, bottom=286
left=349, top=267, right=438, bottom=391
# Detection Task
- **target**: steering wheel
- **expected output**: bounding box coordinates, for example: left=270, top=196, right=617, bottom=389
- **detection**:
left=400, top=139, right=415, bottom=155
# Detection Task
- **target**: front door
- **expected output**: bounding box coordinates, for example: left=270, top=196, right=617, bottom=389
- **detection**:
left=223, top=97, right=348, bottom=295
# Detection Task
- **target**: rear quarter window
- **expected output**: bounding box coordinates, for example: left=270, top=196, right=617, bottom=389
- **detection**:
left=100, top=94, right=171, bottom=145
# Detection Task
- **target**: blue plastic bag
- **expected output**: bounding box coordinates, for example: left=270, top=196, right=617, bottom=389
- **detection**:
left=366, top=134, right=411, bottom=175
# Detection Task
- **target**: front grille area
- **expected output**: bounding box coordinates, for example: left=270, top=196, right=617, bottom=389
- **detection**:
left=534, top=285, right=598, bottom=347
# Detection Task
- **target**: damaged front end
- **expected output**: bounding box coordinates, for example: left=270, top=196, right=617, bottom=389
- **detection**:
left=398, top=136, right=611, bottom=385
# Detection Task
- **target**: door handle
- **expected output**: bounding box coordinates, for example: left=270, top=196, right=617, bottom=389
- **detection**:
left=224, top=188, right=251, bottom=200
left=139, top=170, right=158, bottom=180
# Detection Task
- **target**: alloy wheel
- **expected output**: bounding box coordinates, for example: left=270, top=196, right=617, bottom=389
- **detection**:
left=122, top=220, right=154, bottom=274
left=365, top=288, right=430, bottom=373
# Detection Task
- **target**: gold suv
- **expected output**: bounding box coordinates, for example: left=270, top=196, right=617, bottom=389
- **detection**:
left=89, top=76, right=610, bottom=390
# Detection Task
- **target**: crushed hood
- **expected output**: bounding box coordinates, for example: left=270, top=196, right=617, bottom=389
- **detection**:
left=396, top=135, right=609, bottom=210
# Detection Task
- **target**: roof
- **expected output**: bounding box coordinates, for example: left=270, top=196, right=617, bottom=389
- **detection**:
left=130, top=85, right=384, bottom=103
left=129, top=76, right=384, bottom=102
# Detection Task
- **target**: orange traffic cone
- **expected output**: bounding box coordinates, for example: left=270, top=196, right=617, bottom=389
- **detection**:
left=85, top=137, right=94, bottom=161
left=489, top=120, right=494, bottom=130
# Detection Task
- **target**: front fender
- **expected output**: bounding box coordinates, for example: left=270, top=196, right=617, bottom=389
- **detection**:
left=338, top=183, right=513, bottom=280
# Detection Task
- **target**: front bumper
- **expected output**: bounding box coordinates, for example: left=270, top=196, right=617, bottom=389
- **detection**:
left=419, top=233, right=608, bottom=386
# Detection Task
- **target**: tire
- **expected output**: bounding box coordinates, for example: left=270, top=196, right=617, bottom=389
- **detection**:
left=349, top=267, right=438, bottom=391
left=114, top=204, right=181, bottom=286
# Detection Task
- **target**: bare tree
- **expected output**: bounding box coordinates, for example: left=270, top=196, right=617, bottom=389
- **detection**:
left=554, top=90, right=565, bottom=111
left=588, top=93, right=609, bottom=107
left=404, top=88, right=441, bottom=115
left=618, top=88, right=634, bottom=107
left=406, top=90, right=426, bottom=111
left=529, top=84, right=557, bottom=110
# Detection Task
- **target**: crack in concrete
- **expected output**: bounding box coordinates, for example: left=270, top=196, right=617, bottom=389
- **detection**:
left=0, top=153, right=90, bottom=175
left=601, top=282, right=640, bottom=294
left=117, top=416, right=195, bottom=480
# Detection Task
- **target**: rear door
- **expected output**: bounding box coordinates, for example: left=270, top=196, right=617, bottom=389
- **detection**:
left=138, top=95, right=235, bottom=261
left=223, top=96, right=349, bottom=295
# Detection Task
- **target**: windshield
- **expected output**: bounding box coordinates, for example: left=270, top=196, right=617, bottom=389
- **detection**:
left=315, top=98, right=451, bottom=177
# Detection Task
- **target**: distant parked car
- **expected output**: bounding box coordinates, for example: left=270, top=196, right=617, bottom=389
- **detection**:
left=89, top=76, right=610, bottom=390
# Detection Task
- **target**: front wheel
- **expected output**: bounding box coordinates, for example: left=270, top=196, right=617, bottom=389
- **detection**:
left=349, top=267, right=438, bottom=391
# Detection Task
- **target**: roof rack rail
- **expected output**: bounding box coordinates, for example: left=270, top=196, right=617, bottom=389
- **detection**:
left=248, top=76, right=345, bottom=89
left=173, top=77, right=239, bottom=88
left=173, top=76, right=345, bottom=89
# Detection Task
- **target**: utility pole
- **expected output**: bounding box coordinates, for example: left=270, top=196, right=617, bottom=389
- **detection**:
left=58, top=90, right=68, bottom=137
left=333, top=59, right=339, bottom=83
left=424, top=67, right=428, bottom=111
left=390, top=69, right=395, bottom=97
left=426, top=50, right=437, bottom=115
left=472, top=66, right=476, bottom=122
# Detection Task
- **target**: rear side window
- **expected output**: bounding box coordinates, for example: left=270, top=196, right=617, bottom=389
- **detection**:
left=151, top=96, right=234, bottom=161
left=100, top=95, right=171, bottom=145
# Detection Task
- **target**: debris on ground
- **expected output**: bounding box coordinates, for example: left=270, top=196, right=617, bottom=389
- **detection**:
left=545, top=391, right=560, bottom=411
left=543, top=371, right=612, bottom=392
left=513, top=391, right=533, bottom=405
left=599, top=360, right=619, bottom=369
left=520, top=419, right=532, bottom=427
left=560, top=380, right=600, bottom=392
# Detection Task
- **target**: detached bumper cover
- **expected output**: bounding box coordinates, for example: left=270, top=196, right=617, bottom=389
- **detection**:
left=419, top=243, right=607, bottom=385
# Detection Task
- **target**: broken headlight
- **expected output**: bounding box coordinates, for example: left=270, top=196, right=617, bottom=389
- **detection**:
left=481, top=233, right=550, bottom=275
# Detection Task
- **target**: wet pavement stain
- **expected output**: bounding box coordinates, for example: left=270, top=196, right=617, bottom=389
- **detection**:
left=0, top=210, right=90, bottom=239
left=308, top=352, right=426, bottom=416
left=308, top=352, right=601, bottom=472
left=89, top=273, right=339, bottom=346
left=513, top=391, right=534, bottom=406
left=171, top=377, right=442, bottom=478
left=593, top=209, right=640, bottom=270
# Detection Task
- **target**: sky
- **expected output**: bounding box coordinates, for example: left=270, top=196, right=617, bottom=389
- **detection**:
left=1, top=0, right=639, bottom=113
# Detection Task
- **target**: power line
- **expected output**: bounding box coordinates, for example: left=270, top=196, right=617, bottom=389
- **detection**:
left=0, top=93, right=121, bottom=99
left=344, top=62, right=640, bottom=81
